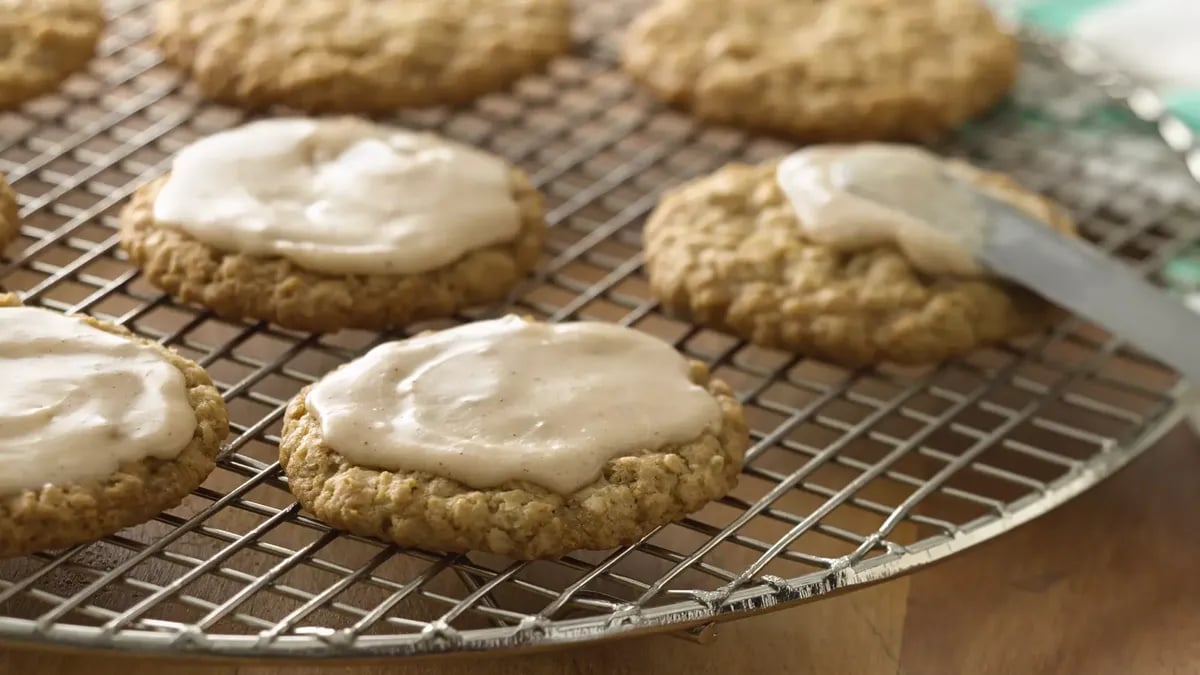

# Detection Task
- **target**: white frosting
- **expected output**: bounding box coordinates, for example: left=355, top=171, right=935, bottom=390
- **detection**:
left=776, top=144, right=989, bottom=277
left=152, top=118, right=522, bottom=276
left=306, top=316, right=723, bottom=494
left=0, top=307, right=197, bottom=494
left=1075, top=0, right=1200, bottom=90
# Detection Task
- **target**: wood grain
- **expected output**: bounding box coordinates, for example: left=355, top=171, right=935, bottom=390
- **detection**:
left=2, top=424, right=1197, bottom=675
left=900, top=425, right=1200, bottom=675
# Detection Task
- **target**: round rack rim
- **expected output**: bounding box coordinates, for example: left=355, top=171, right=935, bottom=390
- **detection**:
left=0, top=402, right=1186, bottom=660
left=0, top=4, right=1197, bottom=660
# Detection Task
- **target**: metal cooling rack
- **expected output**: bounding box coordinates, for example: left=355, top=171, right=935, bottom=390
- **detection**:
left=1, top=0, right=1198, bottom=660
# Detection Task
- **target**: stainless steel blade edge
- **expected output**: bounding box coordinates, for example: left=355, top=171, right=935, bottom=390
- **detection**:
left=975, top=193, right=1200, bottom=383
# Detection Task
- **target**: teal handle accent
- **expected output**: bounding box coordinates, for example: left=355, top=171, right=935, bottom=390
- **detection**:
left=1018, top=0, right=1200, bottom=130
left=1019, top=0, right=1120, bottom=33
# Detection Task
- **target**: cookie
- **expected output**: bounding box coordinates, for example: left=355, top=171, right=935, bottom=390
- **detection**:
left=621, top=0, right=1018, bottom=141
left=279, top=316, right=749, bottom=559
left=155, top=0, right=572, bottom=112
left=119, top=118, right=545, bottom=333
left=0, top=173, right=18, bottom=252
left=643, top=145, right=1077, bottom=366
left=0, top=0, right=104, bottom=109
left=0, top=294, right=228, bottom=558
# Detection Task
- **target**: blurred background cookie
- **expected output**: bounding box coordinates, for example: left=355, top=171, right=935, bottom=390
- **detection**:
left=156, top=0, right=572, bottom=112
left=621, top=0, right=1017, bottom=141
left=0, top=0, right=104, bottom=109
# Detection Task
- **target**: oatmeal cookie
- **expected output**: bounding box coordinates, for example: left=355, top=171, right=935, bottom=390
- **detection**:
left=156, top=0, right=572, bottom=112
left=0, top=294, right=229, bottom=558
left=621, top=0, right=1017, bottom=141
left=279, top=320, right=749, bottom=560
left=643, top=157, right=1076, bottom=366
left=118, top=121, right=545, bottom=334
left=0, top=0, right=104, bottom=108
left=0, top=173, right=18, bottom=251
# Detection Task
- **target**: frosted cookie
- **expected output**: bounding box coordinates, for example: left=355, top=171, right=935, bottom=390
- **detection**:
left=155, top=0, right=572, bottom=112
left=0, top=173, right=17, bottom=251
left=643, top=144, right=1077, bottom=366
left=0, top=294, right=228, bottom=557
left=0, top=0, right=104, bottom=109
left=279, top=316, right=749, bottom=559
left=621, top=0, right=1017, bottom=141
left=119, top=118, right=545, bottom=333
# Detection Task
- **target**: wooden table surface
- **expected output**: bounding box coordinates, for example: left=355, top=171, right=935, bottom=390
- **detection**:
left=3, top=423, right=1199, bottom=675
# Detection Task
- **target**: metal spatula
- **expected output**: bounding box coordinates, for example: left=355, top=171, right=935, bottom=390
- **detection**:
left=857, top=180, right=1200, bottom=382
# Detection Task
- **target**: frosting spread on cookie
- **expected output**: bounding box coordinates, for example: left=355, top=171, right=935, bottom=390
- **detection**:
left=776, top=144, right=989, bottom=277
left=0, top=307, right=197, bottom=494
left=152, top=118, right=522, bottom=275
left=306, top=315, right=722, bottom=494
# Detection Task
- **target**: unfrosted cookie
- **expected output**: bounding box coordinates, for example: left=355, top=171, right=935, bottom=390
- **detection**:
left=621, top=0, right=1017, bottom=141
left=279, top=316, right=749, bottom=560
left=643, top=144, right=1077, bottom=366
left=119, top=118, right=545, bottom=333
left=0, top=0, right=104, bottom=109
left=156, top=0, right=572, bottom=112
left=0, top=173, right=18, bottom=251
left=0, top=294, right=228, bottom=558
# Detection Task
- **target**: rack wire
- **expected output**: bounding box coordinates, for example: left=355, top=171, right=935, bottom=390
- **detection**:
left=1, top=0, right=1198, bottom=660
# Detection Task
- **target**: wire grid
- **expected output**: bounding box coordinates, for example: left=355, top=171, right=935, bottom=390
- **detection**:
left=0, top=0, right=1197, bottom=660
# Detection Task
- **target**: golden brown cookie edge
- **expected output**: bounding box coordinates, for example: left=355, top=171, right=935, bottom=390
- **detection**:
left=0, top=174, right=19, bottom=252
